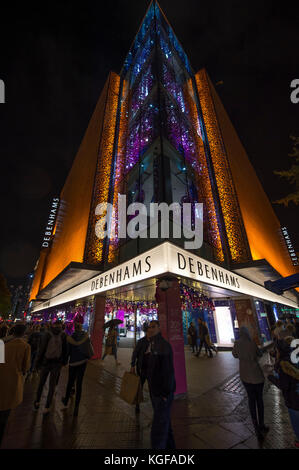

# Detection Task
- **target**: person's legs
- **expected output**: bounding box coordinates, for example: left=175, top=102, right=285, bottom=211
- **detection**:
left=243, top=382, right=259, bottom=428
left=204, top=340, right=213, bottom=357
left=63, top=365, right=77, bottom=406
left=30, top=350, right=37, bottom=373
left=255, top=382, right=265, bottom=428
left=150, top=393, right=175, bottom=449
left=36, top=364, right=50, bottom=403
left=74, top=362, right=87, bottom=410
left=135, top=376, right=146, bottom=413
left=0, top=409, right=11, bottom=446
left=55, top=369, right=61, bottom=387
left=45, top=364, right=61, bottom=409
left=196, top=340, right=203, bottom=356
left=113, top=346, right=117, bottom=360
left=288, top=408, right=299, bottom=442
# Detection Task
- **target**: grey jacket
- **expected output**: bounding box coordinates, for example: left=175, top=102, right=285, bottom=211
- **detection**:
left=232, top=328, right=264, bottom=384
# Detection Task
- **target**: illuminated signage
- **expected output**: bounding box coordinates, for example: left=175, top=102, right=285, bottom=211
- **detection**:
left=31, top=242, right=298, bottom=313
left=42, top=198, right=60, bottom=248
left=281, top=226, right=299, bottom=266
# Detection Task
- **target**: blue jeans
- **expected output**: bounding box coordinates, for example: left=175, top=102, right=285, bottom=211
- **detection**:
left=288, top=408, right=299, bottom=441
left=150, top=392, right=176, bottom=449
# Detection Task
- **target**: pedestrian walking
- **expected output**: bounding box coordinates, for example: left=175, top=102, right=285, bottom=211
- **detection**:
left=146, top=320, right=176, bottom=449
left=268, top=337, right=299, bottom=448
left=27, top=324, right=41, bottom=376
left=195, top=318, right=213, bottom=358
left=187, top=322, right=198, bottom=354
left=61, top=321, right=94, bottom=416
left=34, top=321, right=67, bottom=415
left=101, top=326, right=120, bottom=365
left=130, top=326, right=151, bottom=413
left=0, top=324, right=31, bottom=446
left=232, top=326, right=269, bottom=441
left=203, top=321, right=218, bottom=354
left=0, top=323, right=8, bottom=339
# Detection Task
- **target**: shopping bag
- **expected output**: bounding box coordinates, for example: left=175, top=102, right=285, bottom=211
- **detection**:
left=120, top=371, right=142, bottom=405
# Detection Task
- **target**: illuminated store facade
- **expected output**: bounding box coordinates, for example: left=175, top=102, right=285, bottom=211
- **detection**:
left=29, top=1, right=298, bottom=394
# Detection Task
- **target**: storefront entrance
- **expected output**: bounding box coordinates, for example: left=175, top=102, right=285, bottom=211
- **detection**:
left=213, top=306, right=235, bottom=347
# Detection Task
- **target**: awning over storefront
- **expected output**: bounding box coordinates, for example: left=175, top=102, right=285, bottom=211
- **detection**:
left=233, top=259, right=298, bottom=304
left=36, top=261, right=102, bottom=300
left=31, top=242, right=298, bottom=313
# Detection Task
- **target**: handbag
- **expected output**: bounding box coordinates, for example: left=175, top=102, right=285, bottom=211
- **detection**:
left=120, top=371, right=143, bottom=405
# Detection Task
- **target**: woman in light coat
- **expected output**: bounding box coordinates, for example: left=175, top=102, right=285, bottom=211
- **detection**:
left=232, top=326, right=268, bottom=441
left=0, top=324, right=31, bottom=446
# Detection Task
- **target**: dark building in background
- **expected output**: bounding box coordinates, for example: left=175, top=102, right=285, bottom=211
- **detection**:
left=10, top=273, right=34, bottom=319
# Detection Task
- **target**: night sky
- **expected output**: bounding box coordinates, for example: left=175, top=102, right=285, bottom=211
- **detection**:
left=0, top=0, right=298, bottom=285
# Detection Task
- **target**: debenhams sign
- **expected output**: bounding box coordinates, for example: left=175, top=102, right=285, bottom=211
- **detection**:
left=42, top=198, right=60, bottom=248
left=32, top=242, right=297, bottom=312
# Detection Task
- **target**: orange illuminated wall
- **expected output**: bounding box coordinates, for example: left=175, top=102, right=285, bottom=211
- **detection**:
left=33, top=72, right=120, bottom=294
left=198, top=69, right=298, bottom=278
left=29, top=250, right=48, bottom=301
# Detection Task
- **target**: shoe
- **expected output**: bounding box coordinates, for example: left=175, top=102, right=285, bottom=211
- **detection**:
left=43, top=407, right=50, bottom=415
left=33, top=400, right=40, bottom=410
left=294, top=440, right=299, bottom=448
left=259, top=425, right=270, bottom=434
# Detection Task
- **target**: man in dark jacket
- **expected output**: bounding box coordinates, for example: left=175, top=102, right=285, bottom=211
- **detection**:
left=27, top=325, right=41, bottom=375
left=130, top=327, right=150, bottom=413
left=34, top=321, right=67, bottom=414
left=146, top=320, right=176, bottom=449
left=61, top=321, right=94, bottom=416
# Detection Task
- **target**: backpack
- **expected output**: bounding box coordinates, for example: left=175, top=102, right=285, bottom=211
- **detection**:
left=45, top=332, right=63, bottom=360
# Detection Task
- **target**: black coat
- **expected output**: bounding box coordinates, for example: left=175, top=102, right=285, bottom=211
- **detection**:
left=130, top=336, right=150, bottom=378
left=36, top=331, right=68, bottom=368
left=146, top=333, right=176, bottom=398
left=268, top=360, right=299, bottom=410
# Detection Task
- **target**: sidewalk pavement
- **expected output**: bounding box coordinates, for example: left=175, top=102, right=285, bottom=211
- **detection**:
left=0, top=349, right=297, bottom=449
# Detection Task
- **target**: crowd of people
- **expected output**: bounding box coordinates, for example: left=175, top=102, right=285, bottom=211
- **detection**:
left=185, top=317, right=299, bottom=448
left=232, top=318, right=299, bottom=447
left=1, top=316, right=298, bottom=449
left=0, top=319, right=94, bottom=447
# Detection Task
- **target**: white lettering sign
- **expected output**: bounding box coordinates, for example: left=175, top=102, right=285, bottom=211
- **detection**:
left=0, top=339, right=4, bottom=363
left=31, top=242, right=298, bottom=313
left=42, top=198, right=60, bottom=248
left=0, top=80, right=4, bottom=103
